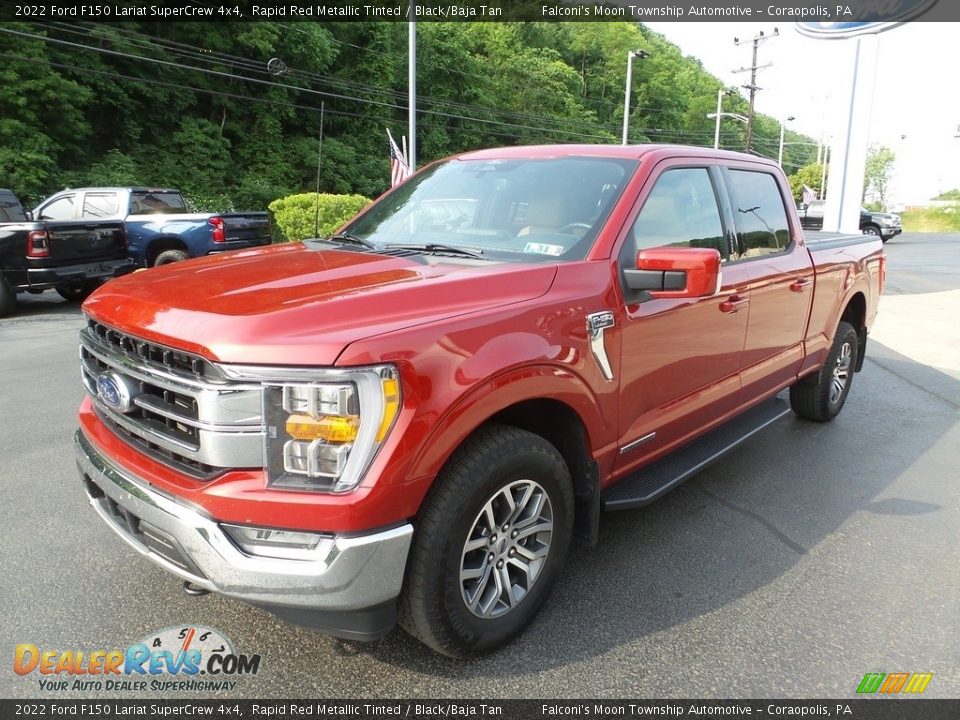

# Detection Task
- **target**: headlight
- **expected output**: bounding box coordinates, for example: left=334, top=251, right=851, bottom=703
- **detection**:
left=261, top=366, right=400, bottom=493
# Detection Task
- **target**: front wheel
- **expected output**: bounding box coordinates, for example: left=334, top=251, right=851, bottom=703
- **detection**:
left=790, top=320, right=859, bottom=422
left=863, top=224, right=882, bottom=238
left=398, top=425, right=574, bottom=658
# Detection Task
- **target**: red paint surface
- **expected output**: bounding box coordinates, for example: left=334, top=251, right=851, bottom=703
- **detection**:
left=79, top=145, right=884, bottom=533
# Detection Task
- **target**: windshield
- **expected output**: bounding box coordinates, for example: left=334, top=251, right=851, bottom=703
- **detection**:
left=343, top=156, right=637, bottom=262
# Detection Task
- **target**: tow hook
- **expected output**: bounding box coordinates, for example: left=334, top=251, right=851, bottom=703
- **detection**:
left=182, top=581, right=210, bottom=597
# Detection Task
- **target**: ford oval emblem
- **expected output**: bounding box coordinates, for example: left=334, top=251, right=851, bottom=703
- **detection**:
left=96, top=372, right=138, bottom=414
left=796, top=0, right=939, bottom=38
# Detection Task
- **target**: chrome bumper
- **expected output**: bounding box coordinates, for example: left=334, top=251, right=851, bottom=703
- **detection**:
left=75, top=430, right=413, bottom=613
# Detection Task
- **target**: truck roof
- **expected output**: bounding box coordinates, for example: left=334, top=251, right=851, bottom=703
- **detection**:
left=50, top=187, right=181, bottom=194
left=457, top=143, right=778, bottom=165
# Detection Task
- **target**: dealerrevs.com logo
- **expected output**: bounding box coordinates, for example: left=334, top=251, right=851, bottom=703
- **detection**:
left=14, top=626, right=261, bottom=692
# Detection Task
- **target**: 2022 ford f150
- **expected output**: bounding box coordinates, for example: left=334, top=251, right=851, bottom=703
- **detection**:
left=74, top=145, right=884, bottom=657
left=33, top=187, right=270, bottom=267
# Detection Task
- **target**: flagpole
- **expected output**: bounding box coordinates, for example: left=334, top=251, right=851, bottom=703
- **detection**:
left=408, top=10, right=416, bottom=171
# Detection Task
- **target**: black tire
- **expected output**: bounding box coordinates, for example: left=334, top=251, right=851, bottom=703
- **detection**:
left=0, top=274, right=16, bottom=317
left=153, top=249, right=189, bottom=266
left=398, top=424, right=574, bottom=658
left=56, top=281, right=100, bottom=303
left=863, top=224, right=882, bottom=238
left=790, top=320, right=859, bottom=422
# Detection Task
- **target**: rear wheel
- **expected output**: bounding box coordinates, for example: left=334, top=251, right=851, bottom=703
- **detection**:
left=790, top=320, right=859, bottom=422
left=0, top=275, right=16, bottom=317
left=398, top=425, right=574, bottom=657
left=56, top=281, right=99, bottom=303
left=153, top=249, right=189, bottom=266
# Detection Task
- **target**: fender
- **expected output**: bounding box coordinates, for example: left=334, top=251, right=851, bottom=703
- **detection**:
left=407, top=363, right=617, bottom=484
left=800, top=252, right=877, bottom=378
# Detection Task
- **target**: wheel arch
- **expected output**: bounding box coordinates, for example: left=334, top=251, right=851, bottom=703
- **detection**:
left=407, top=367, right=611, bottom=544
left=839, top=290, right=868, bottom=372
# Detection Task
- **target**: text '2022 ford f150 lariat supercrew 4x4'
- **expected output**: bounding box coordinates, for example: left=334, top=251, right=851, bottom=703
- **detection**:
left=74, top=145, right=883, bottom=657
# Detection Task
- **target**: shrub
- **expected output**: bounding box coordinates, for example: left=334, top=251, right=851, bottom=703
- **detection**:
left=268, top=193, right=371, bottom=242
left=900, top=206, right=960, bottom=233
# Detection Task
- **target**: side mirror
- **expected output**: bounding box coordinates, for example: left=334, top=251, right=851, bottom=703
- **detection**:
left=799, top=203, right=808, bottom=211
left=623, top=247, right=721, bottom=299
left=24, top=210, right=34, bottom=222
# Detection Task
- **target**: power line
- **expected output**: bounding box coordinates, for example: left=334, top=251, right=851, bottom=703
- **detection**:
left=3, top=26, right=619, bottom=141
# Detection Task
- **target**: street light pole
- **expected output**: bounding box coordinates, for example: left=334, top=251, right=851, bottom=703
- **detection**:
left=621, top=49, right=650, bottom=145
left=778, top=115, right=795, bottom=167
left=408, top=11, right=417, bottom=171
left=712, top=88, right=737, bottom=149
left=713, top=88, right=723, bottom=150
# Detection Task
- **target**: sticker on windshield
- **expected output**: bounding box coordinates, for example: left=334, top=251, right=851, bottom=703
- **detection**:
left=523, top=242, right=564, bottom=256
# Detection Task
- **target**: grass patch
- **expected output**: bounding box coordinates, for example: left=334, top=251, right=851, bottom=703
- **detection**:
left=900, top=206, right=960, bottom=232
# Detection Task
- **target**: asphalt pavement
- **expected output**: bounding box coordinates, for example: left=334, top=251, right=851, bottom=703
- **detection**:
left=1, top=233, right=958, bottom=699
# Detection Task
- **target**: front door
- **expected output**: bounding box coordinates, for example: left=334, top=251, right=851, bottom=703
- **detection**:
left=613, top=162, right=750, bottom=480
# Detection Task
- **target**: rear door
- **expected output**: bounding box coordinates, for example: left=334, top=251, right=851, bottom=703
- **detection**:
left=613, top=161, right=751, bottom=478
left=722, top=165, right=814, bottom=404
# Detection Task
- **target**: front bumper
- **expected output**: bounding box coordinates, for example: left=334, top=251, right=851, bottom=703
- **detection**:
left=22, top=258, right=135, bottom=290
left=75, top=430, right=413, bottom=640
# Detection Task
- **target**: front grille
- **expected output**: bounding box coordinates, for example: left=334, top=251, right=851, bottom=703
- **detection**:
left=93, top=405, right=219, bottom=480
left=82, top=472, right=206, bottom=578
left=80, top=318, right=264, bottom=477
left=86, top=318, right=212, bottom=378
left=82, top=345, right=200, bottom=446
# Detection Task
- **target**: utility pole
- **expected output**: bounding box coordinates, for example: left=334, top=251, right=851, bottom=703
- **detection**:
left=733, top=28, right=778, bottom=154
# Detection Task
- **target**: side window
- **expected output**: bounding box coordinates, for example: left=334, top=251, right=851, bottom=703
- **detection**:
left=82, top=193, right=119, bottom=218
left=0, top=193, right=26, bottom=222
left=628, top=168, right=725, bottom=258
left=39, top=195, right=76, bottom=221
left=727, top=170, right=791, bottom=258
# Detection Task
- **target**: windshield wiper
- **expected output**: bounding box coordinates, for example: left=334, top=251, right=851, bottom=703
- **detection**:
left=325, top=232, right=379, bottom=250
left=388, top=243, right=486, bottom=259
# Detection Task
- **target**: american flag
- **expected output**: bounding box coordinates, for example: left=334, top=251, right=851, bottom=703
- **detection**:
left=802, top=184, right=818, bottom=205
left=387, top=129, right=412, bottom=188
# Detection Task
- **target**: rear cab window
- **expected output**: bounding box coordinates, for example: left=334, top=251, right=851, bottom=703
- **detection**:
left=129, top=191, right=187, bottom=215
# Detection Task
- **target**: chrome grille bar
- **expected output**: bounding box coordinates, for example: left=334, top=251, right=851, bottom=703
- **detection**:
left=79, top=320, right=264, bottom=474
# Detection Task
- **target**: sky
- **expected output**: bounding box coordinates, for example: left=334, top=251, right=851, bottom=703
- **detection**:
left=645, top=21, right=960, bottom=206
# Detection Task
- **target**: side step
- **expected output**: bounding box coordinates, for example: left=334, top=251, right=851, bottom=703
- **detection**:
left=602, top=396, right=791, bottom=511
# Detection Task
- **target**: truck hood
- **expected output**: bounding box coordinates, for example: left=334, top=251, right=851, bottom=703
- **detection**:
left=83, top=242, right=557, bottom=366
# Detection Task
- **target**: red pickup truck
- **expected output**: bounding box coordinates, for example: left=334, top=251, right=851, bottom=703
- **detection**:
left=75, top=145, right=884, bottom=657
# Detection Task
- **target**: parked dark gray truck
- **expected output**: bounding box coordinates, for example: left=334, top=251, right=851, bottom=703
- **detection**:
left=0, top=188, right=133, bottom=317
left=798, top=199, right=902, bottom=242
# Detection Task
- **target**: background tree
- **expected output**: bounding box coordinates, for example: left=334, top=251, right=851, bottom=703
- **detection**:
left=787, top=162, right=825, bottom=202
left=0, top=21, right=819, bottom=209
left=863, top=145, right=896, bottom=210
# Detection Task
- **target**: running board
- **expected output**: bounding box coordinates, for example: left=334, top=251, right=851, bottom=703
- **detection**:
left=602, top=396, right=791, bottom=511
